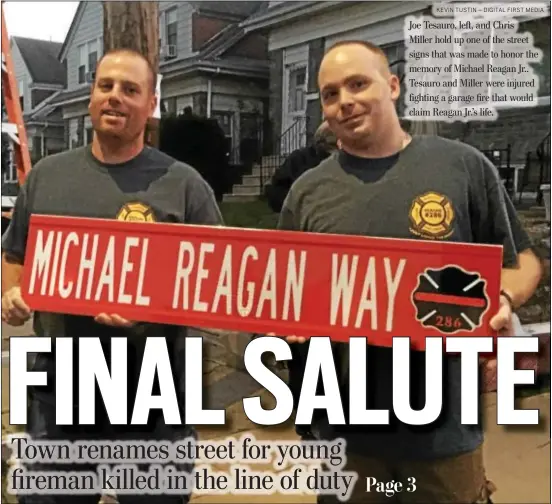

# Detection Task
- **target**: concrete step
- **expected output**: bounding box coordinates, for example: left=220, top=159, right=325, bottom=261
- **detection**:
left=251, top=165, right=277, bottom=178
left=240, top=174, right=261, bottom=186
left=232, top=184, right=262, bottom=196
left=261, top=155, right=285, bottom=166
left=222, top=193, right=260, bottom=203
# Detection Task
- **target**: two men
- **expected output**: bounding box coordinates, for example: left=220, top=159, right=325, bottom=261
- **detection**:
left=279, top=41, right=542, bottom=503
left=2, top=39, right=543, bottom=504
left=2, top=48, right=222, bottom=504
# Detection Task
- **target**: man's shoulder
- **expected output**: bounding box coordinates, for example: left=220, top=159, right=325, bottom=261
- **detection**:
left=146, top=147, right=206, bottom=181
left=25, top=148, right=89, bottom=185
left=33, top=147, right=88, bottom=170
left=415, top=135, right=486, bottom=163
left=292, top=153, right=338, bottom=187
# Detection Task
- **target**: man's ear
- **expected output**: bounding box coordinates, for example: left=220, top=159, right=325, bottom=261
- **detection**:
left=150, top=94, right=158, bottom=118
left=389, top=73, right=401, bottom=102
left=88, top=84, right=95, bottom=112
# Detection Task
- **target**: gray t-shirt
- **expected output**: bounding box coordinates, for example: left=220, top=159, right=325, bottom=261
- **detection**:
left=279, top=135, right=532, bottom=461
left=2, top=145, right=223, bottom=413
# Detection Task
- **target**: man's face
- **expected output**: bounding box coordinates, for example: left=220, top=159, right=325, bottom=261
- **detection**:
left=88, top=53, right=156, bottom=142
left=318, top=44, right=400, bottom=143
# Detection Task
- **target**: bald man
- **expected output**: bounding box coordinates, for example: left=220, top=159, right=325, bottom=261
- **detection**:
left=278, top=41, right=542, bottom=503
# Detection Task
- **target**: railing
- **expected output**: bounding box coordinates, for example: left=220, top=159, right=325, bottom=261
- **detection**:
left=537, top=132, right=550, bottom=205
left=281, top=116, right=307, bottom=155
left=259, top=116, right=307, bottom=189
left=518, top=132, right=550, bottom=205
left=480, top=145, right=514, bottom=196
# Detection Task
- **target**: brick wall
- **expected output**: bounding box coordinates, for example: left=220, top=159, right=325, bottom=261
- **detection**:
left=438, top=106, right=551, bottom=164
left=31, top=89, right=57, bottom=109
left=192, top=14, right=231, bottom=51
left=227, top=33, right=268, bottom=60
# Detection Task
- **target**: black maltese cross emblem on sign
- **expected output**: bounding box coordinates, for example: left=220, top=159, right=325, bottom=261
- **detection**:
left=412, top=266, right=489, bottom=334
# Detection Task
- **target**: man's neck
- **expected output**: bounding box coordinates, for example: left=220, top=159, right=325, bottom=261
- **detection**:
left=342, top=125, right=410, bottom=159
left=91, top=135, right=145, bottom=165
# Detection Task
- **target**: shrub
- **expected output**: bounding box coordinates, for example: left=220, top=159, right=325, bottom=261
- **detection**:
left=159, top=112, right=230, bottom=201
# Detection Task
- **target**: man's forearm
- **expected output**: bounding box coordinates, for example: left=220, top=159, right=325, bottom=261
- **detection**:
left=501, top=249, right=543, bottom=308
left=2, top=253, right=24, bottom=295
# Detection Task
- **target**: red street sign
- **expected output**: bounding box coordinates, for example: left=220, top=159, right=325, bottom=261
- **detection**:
left=21, top=215, right=503, bottom=350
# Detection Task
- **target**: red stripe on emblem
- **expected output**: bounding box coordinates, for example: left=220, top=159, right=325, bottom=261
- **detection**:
left=413, top=292, right=486, bottom=308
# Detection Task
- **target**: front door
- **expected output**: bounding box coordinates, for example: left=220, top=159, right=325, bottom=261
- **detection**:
left=282, top=64, right=307, bottom=153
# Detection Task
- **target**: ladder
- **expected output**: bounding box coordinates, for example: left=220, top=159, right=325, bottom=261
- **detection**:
left=1, top=1, right=31, bottom=198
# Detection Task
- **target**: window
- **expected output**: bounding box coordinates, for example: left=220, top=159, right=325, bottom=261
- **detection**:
left=2, top=142, right=16, bottom=183
left=18, top=81, right=24, bottom=112
left=166, top=8, right=177, bottom=54
left=522, top=17, right=551, bottom=97
left=382, top=42, right=406, bottom=116
left=161, top=97, right=176, bottom=116
left=212, top=111, right=233, bottom=156
left=88, top=40, right=98, bottom=75
left=288, top=66, right=306, bottom=113
left=78, top=44, right=86, bottom=84
left=78, top=39, right=102, bottom=84
left=212, top=111, right=233, bottom=138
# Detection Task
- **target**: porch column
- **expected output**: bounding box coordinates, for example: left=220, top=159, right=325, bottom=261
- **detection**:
left=268, top=49, right=283, bottom=153
left=306, top=38, right=325, bottom=144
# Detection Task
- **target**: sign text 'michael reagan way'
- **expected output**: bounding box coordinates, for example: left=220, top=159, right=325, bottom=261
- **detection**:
left=22, top=215, right=503, bottom=349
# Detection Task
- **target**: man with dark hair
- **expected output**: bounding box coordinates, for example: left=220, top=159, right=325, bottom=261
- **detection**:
left=264, top=121, right=338, bottom=212
left=2, top=49, right=222, bottom=504
left=279, top=40, right=542, bottom=503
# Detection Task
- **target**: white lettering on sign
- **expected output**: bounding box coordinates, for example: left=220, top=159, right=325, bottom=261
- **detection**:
left=330, top=255, right=407, bottom=331
left=95, top=236, right=116, bottom=303
left=194, top=242, right=215, bottom=312
left=256, top=248, right=277, bottom=320
left=28, top=230, right=152, bottom=307
left=75, top=233, right=99, bottom=300
left=282, top=250, right=307, bottom=322
left=59, top=232, right=79, bottom=299
left=238, top=245, right=258, bottom=317
left=172, top=241, right=307, bottom=321
left=28, top=230, right=55, bottom=296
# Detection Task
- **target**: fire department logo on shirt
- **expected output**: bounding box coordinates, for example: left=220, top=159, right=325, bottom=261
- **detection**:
left=409, top=191, right=454, bottom=239
left=116, top=202, right=156, bottom=222
left=411, top=265, right=489, bottom=334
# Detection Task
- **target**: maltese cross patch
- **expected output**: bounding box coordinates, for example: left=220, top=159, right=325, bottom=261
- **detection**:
left=412, top=265, right=489, bottom=334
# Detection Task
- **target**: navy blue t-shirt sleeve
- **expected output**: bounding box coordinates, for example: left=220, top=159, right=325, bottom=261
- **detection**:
left=472, top=155, right=532, bottom=267
left=1, top=167, right=37, bottom=262
left=182, top=171, right=224, bottom=226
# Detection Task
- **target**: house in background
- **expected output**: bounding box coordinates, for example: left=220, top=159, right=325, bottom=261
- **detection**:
left=46, top=0, right=270, bottom=164
left=11, top=36, right=66, bottom=168
left=241, top=0, right=550, bottom=191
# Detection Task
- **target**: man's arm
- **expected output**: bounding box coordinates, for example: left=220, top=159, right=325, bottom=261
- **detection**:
left=1, top=176, right=34, bottom=325
left=501, top=249, right=543, bottom=308
left=184, top=173, right=224, bottom=226
left=2, top=172, right=32, bottom=295
left=2, top=253, right=24, bottom=295
left=264, top=153, right=298, bottom=213
left=474, top=158, right=543, bottom=315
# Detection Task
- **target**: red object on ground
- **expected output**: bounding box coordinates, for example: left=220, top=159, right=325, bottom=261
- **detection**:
left=21, top=215, right=503, bottom=350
